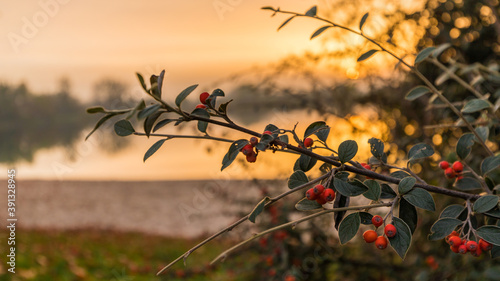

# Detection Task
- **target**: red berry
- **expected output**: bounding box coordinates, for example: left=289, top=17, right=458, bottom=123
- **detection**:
left=249, top=137, right=258, bottom=147
left=466, top=241, right=478, bottom=251
left=303, top=137, right=313, bottom=148
left=363, top=164, right=372, bottom=170
left=439, top=161, right=450, bottom=170
left=445, top=231, right=459, bottom=243
left=452, top=161, right=463, bottom=173
left=316, top=196, right=327, bottom=205
left=285, top=275, right=296, bottom=281
left=195, top=104, right=207, bottom=109
left=471, top=247, right=483, bottom=257
left=263, top=130, right=272, bottom=135
left=444, top=167, right=456, bottom=179
left=479, top=239, right=493, bottom=251
left=458, top=244, right=468, bottom=254
left=323, top=189, right=335, bottom=202
left=246, top=151, right=257, bottom=163
left=363, top=230, right=378, bottom=243
left=450, top=245, right=460, bottom=253
left=306, top=188, right=316, bottom=200
left=200, top=92, right=210, bottom=104
left=384, top=224, right=397, bottom=238
left=240, top=144, right=253, bottom=155
left=375, top=236, right=388, bottom=249
left=448, top=236, right=462, bottom=247
left=371, top=215, right=384, bottom=228
left=313, top=184, right=325, bottom=195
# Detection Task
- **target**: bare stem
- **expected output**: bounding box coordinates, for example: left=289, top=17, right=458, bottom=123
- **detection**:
left=463, top=162, right=492, bottom=195
left=156, top=172, right=331, bottom=275
left=134, top=132, right=234, bottom=143
left=210, top=202, right=393, bottom=265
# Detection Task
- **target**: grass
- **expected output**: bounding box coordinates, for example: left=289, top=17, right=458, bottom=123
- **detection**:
left=0, top=228, right=257, bottom=281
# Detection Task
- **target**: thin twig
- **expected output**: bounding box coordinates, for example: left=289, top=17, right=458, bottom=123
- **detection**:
left=463, top=162, right=492, bottom=195
left=156, top=172, right=331, bottom=275
left=210, top=202, right=393, bottom=264
left=133, top=132, right=234, bottom=143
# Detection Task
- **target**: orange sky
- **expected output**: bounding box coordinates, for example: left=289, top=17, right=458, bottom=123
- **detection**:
left=1, top=0, right=329, bottom=101
left=1, top=0, right=426, bottom=180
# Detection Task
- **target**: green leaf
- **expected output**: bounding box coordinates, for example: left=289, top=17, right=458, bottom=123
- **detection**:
left=428, top=218, right=462, bottom=241
left=264, top=124, right=280, bottom=135
left=399, top=198, right=417, bottom=234
left=206, top=88, right=225, bottom=108
left=380, top=184, right=397, bottom=199
left=414, top=46, right=436, bottom=64
left=403, top=188, right=436, bottom=211
left=86, top=106, right=106, bottom=114
left=453, top=177, right=482, bottom=191
left=338, top=212, right=361, bottom=244
left=388, top=217, right=412, bottom=259
left=485, top=209, right=500, bottom=219
left=440, top=204, right=465, bottom=219
left=198, top=120, right=208, bottom=133
left=334, top=177, right=368, bottom=197
left=287, top=170, right=309, bottom=189
left=278, top=16, right=295, bottom=30
left=190, top=107, right=210, bottom=118
left=491, top=245, right=500, bottom=259
left=261, top=6, right=275, bottom=11
left=138, top=104, right=162, bottom=120
left=218, top=100, right=232, bottom=115
left=338, top=140, right=358, bottom=163
left=144, top=111, right=163, bottom=137
left=456, top=133, right=475, bottom=160
left=153, top=118, right=178, bottom=133
left=175, top=84, right=198, bottom=107
left=461, top=99, right=492, bottom=113
left=405, top=86, right=431, bottom=101
left=368, top=138, right=384, bottom=159
left=150, top=74, right=160, bottom=98
left=248, top=197, right=270, bottom=223
left=408, top=143, right=434, bottom=163
left=256, top=134, right=274, bottom=151
left=304, top=121, right=330, bottom=141
left=398, top=176, right=416, bottom=195
left=85, top=114, right=116, bottom=140
left=279, top=134, right=289, bottom=144
left=295, top=198, right=322, bottom=211
left=319, top=162, right=332, bottom=174
left=482, top=156, right=500, bottom=175
left=390, top=171, right=410, bottom=179
left=298, top=154, right=317, bottom=172
left=476, top=225, right=500, bottom=246
left=357, top=49, right=378, bottom=62
left=136, top=73, right=148, bottom=93
left=363, top=179, right=381, bottom=201
left=431, top=43, right=451, bottom=57
left=310, top=25, right=332, bottom=40
left=221, top=139, right=248, bottom=171
left=474, top=195, right=499, bottom=213
left=157, top=70, right=165, bottom=99
left=125, top=99, right=146, bottom=119
left=359, top=12, right=369, bottom=30
left=143, top=138, right=167, bottom=162
left=305, top=6, right=317, bottom=17
left=114, top=119, right=135, bottom=136
left=359, top=212, right=373, bottom=225
left=475, top=126, right=489, bottom=142
left=334, top=194, right=349, bottom=230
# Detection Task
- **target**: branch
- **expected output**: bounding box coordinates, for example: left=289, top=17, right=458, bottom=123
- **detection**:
left=210, top=202, right=393, bottom=264
left=156, top=172, right=331, bottom=275
left=133, top=132, right=234, bottom=143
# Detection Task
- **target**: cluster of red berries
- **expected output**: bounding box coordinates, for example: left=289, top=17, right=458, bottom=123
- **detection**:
left=305, top=184, right=335, bottom=205
left=439, top=160, right=464, bottom=180
left=195, top=92, right=210, bottom=109
left=362, top=215, right=397, bottom=250
left=445, top=231, right=492, bottom=257
left=240, top=136, right=259, bottom=163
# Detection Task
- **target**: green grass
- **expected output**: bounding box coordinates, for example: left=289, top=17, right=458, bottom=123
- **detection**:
left=0, top=229, right=256, bottom=281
